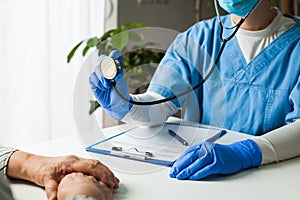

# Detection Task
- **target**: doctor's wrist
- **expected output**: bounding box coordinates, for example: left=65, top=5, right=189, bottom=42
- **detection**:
left=230, top=139, right=263, bottom=168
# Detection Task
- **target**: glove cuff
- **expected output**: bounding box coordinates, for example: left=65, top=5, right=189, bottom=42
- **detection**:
left=230, top=139, right=262, bottom=169
left=107, top=95, right=133, bottom=120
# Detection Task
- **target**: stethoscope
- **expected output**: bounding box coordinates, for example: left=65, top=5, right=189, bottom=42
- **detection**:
left=99, top=0, right=261, bottom=106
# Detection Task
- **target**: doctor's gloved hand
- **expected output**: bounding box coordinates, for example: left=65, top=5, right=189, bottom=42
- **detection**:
left=170, top=139, right=262, bottom=180
left=89, top=50, right=133, bottom=120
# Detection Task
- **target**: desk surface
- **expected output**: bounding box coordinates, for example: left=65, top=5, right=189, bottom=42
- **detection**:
left=10, top=126, right=300, bottom=200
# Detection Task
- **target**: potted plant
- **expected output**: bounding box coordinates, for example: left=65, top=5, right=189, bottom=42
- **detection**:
left=67, top=22, right=165, bottom=115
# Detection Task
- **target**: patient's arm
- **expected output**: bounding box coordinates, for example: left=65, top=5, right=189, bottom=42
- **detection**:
left=6, top=151, right=118, bottom=199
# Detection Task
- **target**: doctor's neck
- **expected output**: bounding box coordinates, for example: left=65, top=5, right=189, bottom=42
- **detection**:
left=232, top=0, right=277, bottom=31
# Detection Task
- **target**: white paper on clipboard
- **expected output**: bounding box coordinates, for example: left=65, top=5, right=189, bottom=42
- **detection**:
left=86, top=122, right=225, bottom=166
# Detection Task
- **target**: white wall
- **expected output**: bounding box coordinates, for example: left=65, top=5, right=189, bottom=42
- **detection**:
left=0, top=0, right=105, bottom=147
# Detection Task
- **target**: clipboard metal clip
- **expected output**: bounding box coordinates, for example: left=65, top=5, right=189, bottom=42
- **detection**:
left=111, top=146, right=154, bottom=160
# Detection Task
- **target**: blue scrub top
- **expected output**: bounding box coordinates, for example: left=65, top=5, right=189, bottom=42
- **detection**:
left=148, top=15, right=300, bottom=135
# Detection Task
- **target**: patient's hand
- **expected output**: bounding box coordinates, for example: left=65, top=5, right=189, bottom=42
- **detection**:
left=57, top=172, right=113, bottom=200
left=7, top=152, right=119, bottom=200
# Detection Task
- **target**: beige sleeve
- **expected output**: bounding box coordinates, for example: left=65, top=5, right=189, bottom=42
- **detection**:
left=251, top=121, right=300, bottom=165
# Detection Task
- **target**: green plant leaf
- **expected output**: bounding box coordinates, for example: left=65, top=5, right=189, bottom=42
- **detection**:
left=82, top=37, right=99, bottom=57
left=89, top=100, right=100, bottom=115
left=122, top=57, right=130, bottom=70
left=101, top=29, right=116, bottom=41
left=114, top=25, right=127, bottom=34
left=86, top=37, right=99, bottom=47
left=124, top=22, right=147, bottom=28
left=104, top=42, right=112, bottom=53
left=67, top=40, right=84, bottom=63
left=111, top=26, right=129, bottom=51
left=82, top=45, right=90, bottom=56
left=128, top=31, right=142, bottom=42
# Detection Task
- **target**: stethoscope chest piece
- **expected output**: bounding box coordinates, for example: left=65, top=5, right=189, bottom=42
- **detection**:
left=99, top=57, right=121, bottom=79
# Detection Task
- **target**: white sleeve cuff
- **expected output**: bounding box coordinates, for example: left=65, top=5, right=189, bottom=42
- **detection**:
left=122, top=92, right=178, bottom=127
left=251, top=120, right=300, bottom=165
left=251, top=137, right=279, bottom=165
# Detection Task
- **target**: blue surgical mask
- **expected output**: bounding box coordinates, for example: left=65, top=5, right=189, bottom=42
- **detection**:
left=218, top=0, right=261, bottom=17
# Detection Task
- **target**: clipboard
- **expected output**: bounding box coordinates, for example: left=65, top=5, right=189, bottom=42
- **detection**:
left=86, top=122, right=226, bottom=167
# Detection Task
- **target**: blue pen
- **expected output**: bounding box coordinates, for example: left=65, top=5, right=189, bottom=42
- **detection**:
left=168, top=129, right=189, bottom=146
left=205, top=130, right=227, bottom=142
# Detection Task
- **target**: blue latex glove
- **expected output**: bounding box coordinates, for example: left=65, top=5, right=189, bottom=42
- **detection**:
left=89, top=50, right=133, bottom=120
left=170, top=139, right=262, bottom=180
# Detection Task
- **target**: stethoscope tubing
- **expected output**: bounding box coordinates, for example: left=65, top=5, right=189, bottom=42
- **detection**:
left=110, top=0, right=261, bottom=106
left=112, top=18, right=245, bottom=106
left=112, top=39, right=227, bottom=106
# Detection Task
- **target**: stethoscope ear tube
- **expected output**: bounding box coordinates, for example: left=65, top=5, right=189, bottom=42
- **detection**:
left=107, top=10, right=249, bottom=106
left=111, top=39, right=228, bottom=106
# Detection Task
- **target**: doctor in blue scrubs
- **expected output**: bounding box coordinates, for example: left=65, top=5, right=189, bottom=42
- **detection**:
left=89, top=0, right=300, bottom=180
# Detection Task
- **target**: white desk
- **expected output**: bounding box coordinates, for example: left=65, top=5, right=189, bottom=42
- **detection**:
left=10, top=125, right=300, bottom=200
